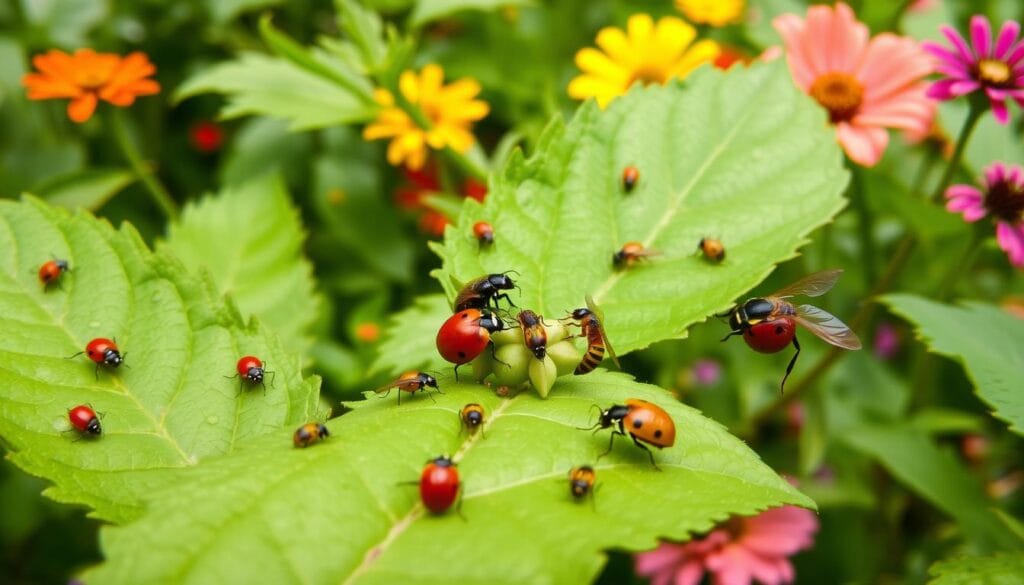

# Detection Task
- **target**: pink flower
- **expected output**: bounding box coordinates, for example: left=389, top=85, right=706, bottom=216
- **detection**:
left=773, top=3, right=935, bottom=167
left=946, top=162, right=1024, bottom=267
left=923, top=15, right=1024, bottom=124
left=873, top=321, right=902, bottom=360
left=635, top=505, right=818, bottom=585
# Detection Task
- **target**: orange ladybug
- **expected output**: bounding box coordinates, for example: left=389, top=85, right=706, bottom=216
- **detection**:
left=621, top=166, right=639, bottom=193
left=38, top=258, right=70, bottom=288
left=569, top=465, right=597, bottom=503
left=579, top=399, right=675, bottom=469
left=613, top=241, right=659, bottom=269
left=698, top=238, right=725, bottom=263
left=473, top=221, right=494, bottom=245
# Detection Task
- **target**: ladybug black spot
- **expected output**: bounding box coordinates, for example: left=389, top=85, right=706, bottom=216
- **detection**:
left=654, top=429, right=663, bottom=439
left=457, top=351, right=466, bottom=359
left=632, top=419, right=643, bottom=429
left=461, top=312, right=470, bottom=319
left=775, top=325, right=784, bottom=335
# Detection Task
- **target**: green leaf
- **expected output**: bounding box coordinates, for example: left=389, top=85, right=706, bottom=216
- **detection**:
left=368, top=293, right=450, bottom=376
left=842, top=424, right=1023, bottom=551
left=0, top=196, right=321, bottom=523
left=34, top=168, right=135, bottom=211
left=160, top=174, right=320, bottom=352
left=435, top=62, right=848, bottom=354
left=86, top=371, right=811, bottom=584
left=883, top=295, right=1024, bottom=435
left=175, top=53, right=376, bottom=131
left=409, top=0, right=532, bottom=27
left=336, top=0, right=388, bottom=69
left=929, top=553, right=1024, bottom=585
left=205, top=0, right=282, bottom=24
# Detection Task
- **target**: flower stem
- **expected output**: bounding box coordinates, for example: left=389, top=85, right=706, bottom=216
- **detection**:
left=849, top=168, right=877, bottom=290
left=935, top=222, right=987, bottom=301
left=111, top=109, right=178, bottom=220
left=929, top=103, right=984, bottom=203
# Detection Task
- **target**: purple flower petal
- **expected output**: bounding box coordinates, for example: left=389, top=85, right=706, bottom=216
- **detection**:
left=994, top=20, right=1021, bottom=59
left=946, top=184, right=984, bottom=200
left=941, top=25, right=976, bottom=64
left=924, top=43, right=971, bottom=75
left=1005, top=165, right=1024, bottom=187
left=963, top=206, right=989, bottom=222
left=951, top=79, right=982, bottom=94
left=970, top=15, right=993, bottom=58
left=984, top=163, right=1007, bottom=188
left=996, top=221, right=1024, bottom=267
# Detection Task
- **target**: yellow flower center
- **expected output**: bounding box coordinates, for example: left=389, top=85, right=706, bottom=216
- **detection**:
left=977, top=59, right=1011, bottom=85
left=809, top=72, right=864, bottom=123
left=628, top=65, right=669, bottom=87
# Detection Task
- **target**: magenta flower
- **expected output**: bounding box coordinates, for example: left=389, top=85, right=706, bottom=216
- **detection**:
left=872, top=321, right=902, bottom=360
left=946, top=162, right=1024, bottom=267
left=635, top=505, right=818, bottom=585
left=923, top=15, right=1024, bottom=124
left=773, top=2, right=935, bottom=167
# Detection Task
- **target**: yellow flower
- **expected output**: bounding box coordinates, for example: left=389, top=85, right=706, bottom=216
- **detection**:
left=676, top=0, right=745, bottom=27
left=568, top=14, right=720, bottom=108
left=363, top=64, right=489, bottom=170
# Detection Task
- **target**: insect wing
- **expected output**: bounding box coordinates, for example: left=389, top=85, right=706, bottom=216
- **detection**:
left=794, top=304, right=862, bottom=350
left=585, top=296, right=620, bottom=368
left=770, top=269, right=844, bottom=299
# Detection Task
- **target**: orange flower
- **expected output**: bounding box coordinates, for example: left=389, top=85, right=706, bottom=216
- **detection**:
left=22, top=49, right=160, bottom=123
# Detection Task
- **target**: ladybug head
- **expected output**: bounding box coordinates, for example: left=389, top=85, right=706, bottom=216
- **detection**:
left=86, top=418, right=101, bottom=435
left=316, top=423, right=330, bottom=438
left=571, top=479, right=590, bottom=496
left=103, top=349, right=123, bottom=367
left=422, top=374, right=438, bottom=389
left=478, top=312, right=504, bottom=333
left=246, top=366, right=264, bottom=383
left=55, top=259, right=70, bottom=271
left=530, top=345, right=546, bottom=360
left=430, top=455, right=454, bottom=467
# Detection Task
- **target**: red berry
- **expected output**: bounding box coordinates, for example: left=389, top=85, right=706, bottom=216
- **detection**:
left=420, top=456, right=460, bottom=514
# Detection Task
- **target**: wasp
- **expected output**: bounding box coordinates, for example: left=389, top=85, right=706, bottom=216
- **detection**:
left=565, top=295, right=620, bottom=375
left=719, top=269, right=861, bottom=392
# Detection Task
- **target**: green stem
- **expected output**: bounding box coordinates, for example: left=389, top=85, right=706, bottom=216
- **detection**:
left=849, top=168, right=877, bottom=290
left=111, top=109, right=178, bottom=220
left=929, top=103, right=985, bottom=203
left=935, top=223, right=987, bottom=301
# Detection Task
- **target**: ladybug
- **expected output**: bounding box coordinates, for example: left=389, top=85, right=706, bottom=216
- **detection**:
left=231, top=355, right=274, bottom=392
left=473, top=221, right=494, bottom=245
left=38, top=258, right=70, bottom=288
left=436, top=309, right=505, bottom=379
left=69, top=338, right=124, bottom=379
left=621, top=166, right=639, bottom=193
left=293, top=422, right=330, bottom=448
left=613, top=241, right=659, bottom=269
left=420, top=455, right=461, bottom=514
left=68, top=405, right=101, bottom=436
left=698, top=238, right=726, bottom=263
left=579, top=399, right=676, bottom=469
left=374, top=371, right=440, bottom=405
left=453, top=273, right=518, bottom=312
left=460, top=403, right=486, bottom=436
left=569, top=465, right=597, bottom=503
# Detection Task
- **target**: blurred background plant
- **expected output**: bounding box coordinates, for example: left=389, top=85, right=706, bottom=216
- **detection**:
left=1, top=0, right=1023, bottom=583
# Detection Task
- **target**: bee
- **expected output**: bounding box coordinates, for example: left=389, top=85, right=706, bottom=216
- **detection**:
left=565, top=295, right=620, bottom=375
left=517, top=309, right=548, bottom=359
left=454, top=273, right=518, bottom=312
left=613, top=241, right=659, bottom=269
left=719, top=269, right=861, bottom=392
left=698, top=238, right=725, bottom=263
left=293, top=423, right=330, bottom=448
left=373, top=371, right=440, bottom=405
left=568, top=465, right=597, bottom=505
left=460, top=403, right=486, bottom=437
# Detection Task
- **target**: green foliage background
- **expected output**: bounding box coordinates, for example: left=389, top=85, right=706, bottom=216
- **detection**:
left=0, top=0, right=1022, bottom=584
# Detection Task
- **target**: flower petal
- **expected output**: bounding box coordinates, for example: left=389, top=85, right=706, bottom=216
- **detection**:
left=996, top=221, right=1024, bottom=267
left=67, top=92, right=98, bottom=123
left=970, top=14, right=993, bottom=59
left=835, top=122, right=889, bottom=167
left=994, top=20, right=1021, bottom=59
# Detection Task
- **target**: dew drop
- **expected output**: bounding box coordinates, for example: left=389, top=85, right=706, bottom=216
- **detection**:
left=89, top=321, right=100, bottom=328
left=206, top=416, right=219, bottom=425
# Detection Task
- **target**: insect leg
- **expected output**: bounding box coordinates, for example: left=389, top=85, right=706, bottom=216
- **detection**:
left=780, top=334, right=801, bottom=394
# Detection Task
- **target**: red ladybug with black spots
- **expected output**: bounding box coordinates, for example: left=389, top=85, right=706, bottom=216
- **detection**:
left=436, top=309, right=505, bottom=379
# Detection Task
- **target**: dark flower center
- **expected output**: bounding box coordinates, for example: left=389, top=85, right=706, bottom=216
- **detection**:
left=628, top=65, right=668, bottom=86
left=809, top=72, right=864, bottom=123
left=986, top=179, right=1024, bottom=223
left=976, top=59, right=1012, bottom=87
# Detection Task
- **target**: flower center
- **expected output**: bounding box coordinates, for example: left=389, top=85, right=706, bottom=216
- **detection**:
left=976, top=59, right=1011, bottom=86
left=76, top=71, right=109, bottom=90
left=628, top=65, right=668, bottom=86
left=722, top=516, right=747, bottom=539
left=809, top=72, right=864, bottom=123
left=985, top=179, right=1024, bottom=223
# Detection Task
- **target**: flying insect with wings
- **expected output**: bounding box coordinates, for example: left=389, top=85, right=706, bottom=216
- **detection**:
left=719, top=269, right=861, bottom=392
left=565, top=295, right=620, bottom=375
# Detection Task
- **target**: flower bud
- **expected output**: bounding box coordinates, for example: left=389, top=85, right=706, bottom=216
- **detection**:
left=547, top=340, right=582, bottom=376
left=528, top=355, right=558, bottom=398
